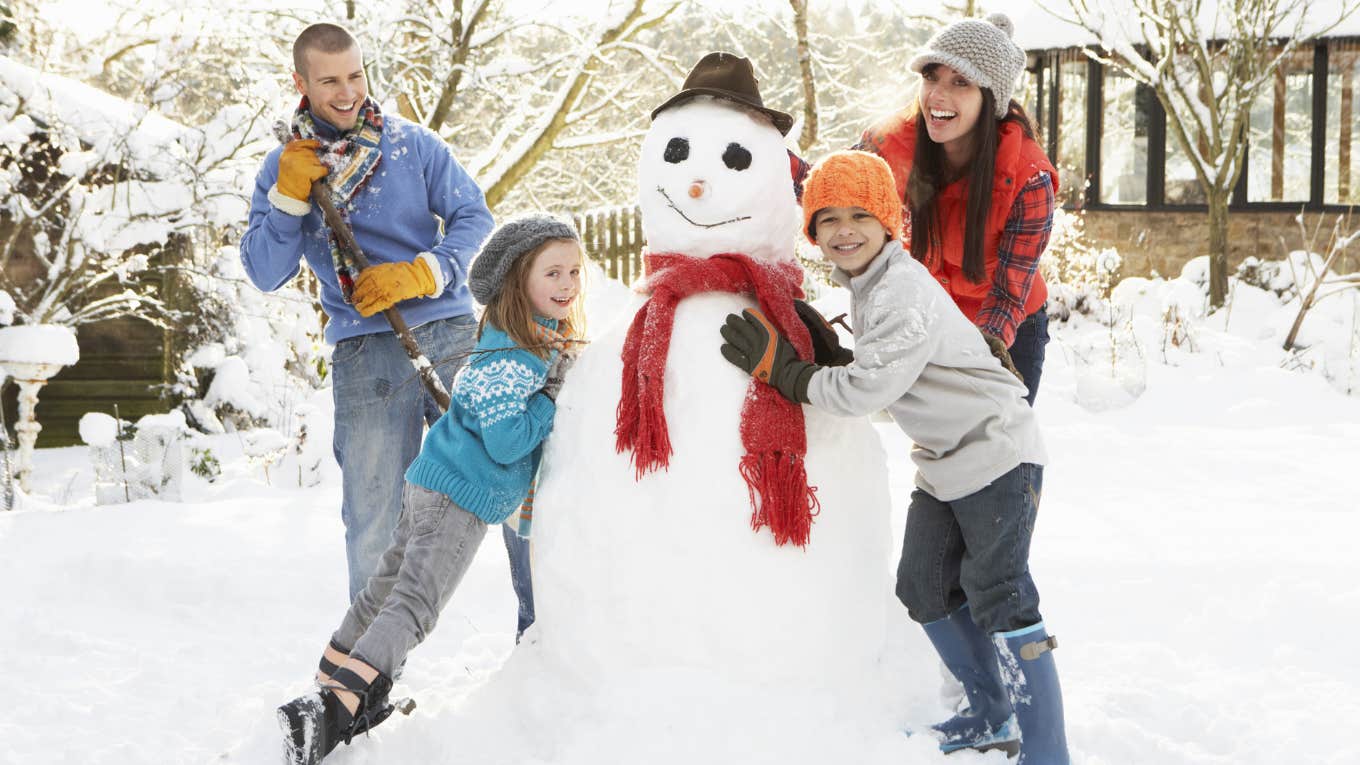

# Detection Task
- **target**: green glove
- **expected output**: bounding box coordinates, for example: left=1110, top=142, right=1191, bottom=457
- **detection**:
left=793, top=299, right=854, bottom=367
left=719, top=309, right=820, bottom=404
left=980, top=330, right=1024, bottom=383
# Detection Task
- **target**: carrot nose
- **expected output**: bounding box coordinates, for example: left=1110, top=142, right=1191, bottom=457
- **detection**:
left=688, top=181, right=705, bottom=199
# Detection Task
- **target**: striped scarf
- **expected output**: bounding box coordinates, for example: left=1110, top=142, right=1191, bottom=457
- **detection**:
left=616, top=252, right=820, bottom=547
left=510, top=317, right=582, bottom=538
left=290, top=96, right=384, bottom=303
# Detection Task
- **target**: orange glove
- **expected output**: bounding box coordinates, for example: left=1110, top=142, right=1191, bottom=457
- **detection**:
left=277, top=139, right=327, bottom=202
left=352, top=258, right=438, bottom=317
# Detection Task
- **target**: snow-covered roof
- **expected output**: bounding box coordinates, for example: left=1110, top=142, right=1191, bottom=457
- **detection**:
left=0, top=55, right=194, bottom=179
left=982, top=0, right=1360, bottom=52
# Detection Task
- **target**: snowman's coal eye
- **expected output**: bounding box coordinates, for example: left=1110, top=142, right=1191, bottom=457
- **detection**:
left=664, top=137, right=690, bottom=163
left=722, top=143, right=752, bottom=171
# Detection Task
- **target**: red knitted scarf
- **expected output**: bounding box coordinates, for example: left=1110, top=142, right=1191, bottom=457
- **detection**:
left=615, top=252, right=821, bottom=547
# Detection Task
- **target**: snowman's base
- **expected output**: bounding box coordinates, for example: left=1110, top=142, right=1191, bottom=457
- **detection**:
left=418, top=634, right=951, bottom=765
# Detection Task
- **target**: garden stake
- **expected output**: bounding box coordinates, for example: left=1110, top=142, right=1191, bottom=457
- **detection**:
left=309, top=180, right=452, bottom=412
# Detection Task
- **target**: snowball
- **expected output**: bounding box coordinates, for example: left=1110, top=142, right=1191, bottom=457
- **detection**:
left=79, top=412, right=120, bottom=447
left=0, top=324, right=80, bottom=366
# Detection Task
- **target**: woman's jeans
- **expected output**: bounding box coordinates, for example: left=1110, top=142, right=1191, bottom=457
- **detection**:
left=895, top=463, right=1044, bottom=635
left=1008, top=308, right=1050, bottom=406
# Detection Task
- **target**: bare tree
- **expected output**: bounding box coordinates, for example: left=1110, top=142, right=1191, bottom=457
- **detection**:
left=1064, top=0, right=1358, bottom=308
left=1281, top=215, right=1360, bottom=351
left=789, top=0, right=818, bottom=152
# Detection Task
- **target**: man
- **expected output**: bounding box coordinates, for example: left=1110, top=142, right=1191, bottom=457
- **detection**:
left=241, top=23, right=534, bottom=638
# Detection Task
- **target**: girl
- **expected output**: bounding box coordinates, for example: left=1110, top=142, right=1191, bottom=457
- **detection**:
left=718, top=150, right=1068, bottom=764
left=856, top=13, right=1056, bottom=405
left=277, top=214, right=586, bottom=765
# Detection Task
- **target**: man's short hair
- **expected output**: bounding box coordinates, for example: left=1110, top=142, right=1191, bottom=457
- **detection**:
left=292, top=23, right=359, bottom=77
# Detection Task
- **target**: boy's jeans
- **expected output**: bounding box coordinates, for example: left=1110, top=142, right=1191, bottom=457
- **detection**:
left=334, top=483, right=488, bottom=677
left=330, top=315, right=534, bottom=626
left=1008, top=308, right=1050, bottom=407
left=895, top=463, right=1044, bottom=635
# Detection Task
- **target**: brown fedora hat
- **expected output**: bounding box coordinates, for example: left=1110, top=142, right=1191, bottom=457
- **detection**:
left=650, top=51, right=794, bottom=135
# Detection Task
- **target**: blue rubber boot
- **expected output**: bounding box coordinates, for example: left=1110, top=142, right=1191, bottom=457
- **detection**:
left=993, top=622, right=1070, bottom=765
left=921, top=604, right=1019, bottom=755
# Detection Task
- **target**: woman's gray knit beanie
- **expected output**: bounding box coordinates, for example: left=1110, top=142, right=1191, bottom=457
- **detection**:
left=909, top=13, right=1027, bottom=118
left=468, top=214, right=580, bottom=305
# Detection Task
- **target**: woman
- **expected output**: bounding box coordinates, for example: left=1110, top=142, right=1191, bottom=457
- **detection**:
left=857, top=13, right=1055, bottom=406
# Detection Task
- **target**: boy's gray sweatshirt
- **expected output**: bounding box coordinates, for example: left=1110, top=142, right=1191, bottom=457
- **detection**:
left=805, top=240, right=1046, bottom=502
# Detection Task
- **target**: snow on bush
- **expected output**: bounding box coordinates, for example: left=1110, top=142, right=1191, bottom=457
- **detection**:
left=0, top=290, right=15, bottom=326
left=176, top=246, right=326, bottom=436
left=87, top=409, right=188, bottom=505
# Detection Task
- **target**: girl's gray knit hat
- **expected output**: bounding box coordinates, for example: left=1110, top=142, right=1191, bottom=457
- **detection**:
left=909, top=13, right=1027, bottom=118
left=468, top=214, right=580, bottom=305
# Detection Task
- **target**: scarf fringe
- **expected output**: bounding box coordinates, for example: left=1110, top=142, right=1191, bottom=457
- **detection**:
left=614, top=382, right=673, bottom=479
left=740, top=452, right=821, bottom=548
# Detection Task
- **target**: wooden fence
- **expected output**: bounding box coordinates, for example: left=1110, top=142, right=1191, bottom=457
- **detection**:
left=573, top=205, right=645, bottom=285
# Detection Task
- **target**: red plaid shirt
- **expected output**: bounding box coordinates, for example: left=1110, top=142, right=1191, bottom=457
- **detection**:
left=976, top=171, right=1054, bottom=346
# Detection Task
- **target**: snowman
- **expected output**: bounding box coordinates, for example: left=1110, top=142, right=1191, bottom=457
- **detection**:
left=528, top=53, right=897, bottom=723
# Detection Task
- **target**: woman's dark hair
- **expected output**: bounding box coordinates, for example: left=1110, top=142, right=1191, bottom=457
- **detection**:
left=907, top=74, right=1036, bottom=283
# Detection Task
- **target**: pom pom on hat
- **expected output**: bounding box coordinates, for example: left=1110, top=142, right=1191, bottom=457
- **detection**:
left=801, top=151, right=902, bottom=245
left=909, top=13, right=1027, bottom=118
left=985, top=12, right=1014, bottom=38
left=468, top=214, right=580, bottom=305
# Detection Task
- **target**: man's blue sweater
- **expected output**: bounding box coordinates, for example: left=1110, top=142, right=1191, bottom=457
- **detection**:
left=405, top=322, right=559, bottom=524
left=240, top=112, right=494, bottom=344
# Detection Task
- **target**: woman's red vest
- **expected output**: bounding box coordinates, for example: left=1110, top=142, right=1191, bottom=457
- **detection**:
left=865, top=112, right=1057, bottom=322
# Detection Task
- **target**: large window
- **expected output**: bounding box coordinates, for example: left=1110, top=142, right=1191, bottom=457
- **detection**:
left=1055, top=51, right=1088, bottom=208
left=1100, top=67, right=1149, bottom=204
left=1037, top=38, right=1354, bottom=211
left=1247, top=48, right=1314, bottom=202
left=1326, top=40, right=1360, bottom=205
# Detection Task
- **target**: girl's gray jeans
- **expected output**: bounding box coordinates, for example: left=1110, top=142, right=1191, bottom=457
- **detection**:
left=333, top=482, right=488, bottom=677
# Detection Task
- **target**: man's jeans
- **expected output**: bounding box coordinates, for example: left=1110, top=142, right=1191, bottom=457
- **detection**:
left=330, top=315, right=534, bottom=632
left=501, top=524, right=534, bottom=638
left=895, top=463, right=1044, bottom=635
left=1008, top=308, right=1050, bottom=406
left=334, top=483, right=488, bottom=677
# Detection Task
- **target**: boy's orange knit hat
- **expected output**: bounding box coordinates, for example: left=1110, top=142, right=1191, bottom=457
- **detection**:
left=801, top=150, right=902, bottom=245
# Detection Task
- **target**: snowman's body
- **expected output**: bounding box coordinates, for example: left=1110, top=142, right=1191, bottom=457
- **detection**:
left=531, top=97, right=895, bottom=696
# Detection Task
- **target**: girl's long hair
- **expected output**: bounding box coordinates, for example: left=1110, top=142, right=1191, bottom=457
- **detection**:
left=907, top=76, right=1036, bottom=283
left=476, top=238, right=587, bottom=359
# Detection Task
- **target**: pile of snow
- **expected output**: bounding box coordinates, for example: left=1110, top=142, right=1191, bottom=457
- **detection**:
left=1050, top=252, right=1360, bottom=408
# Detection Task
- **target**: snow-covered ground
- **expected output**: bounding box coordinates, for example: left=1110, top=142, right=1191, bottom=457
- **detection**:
left=5, top=263, right=1360, bottom=765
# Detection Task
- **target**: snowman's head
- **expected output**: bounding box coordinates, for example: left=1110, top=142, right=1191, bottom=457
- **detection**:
left=638, top=97, right=798, bottom=262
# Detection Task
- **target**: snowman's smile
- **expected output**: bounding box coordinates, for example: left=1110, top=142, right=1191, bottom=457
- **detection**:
left=657, top=186, right=751, bottom=228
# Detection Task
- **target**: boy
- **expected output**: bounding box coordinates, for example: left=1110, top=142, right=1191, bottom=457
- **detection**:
left=717, top=150, right=1070, bottom=765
